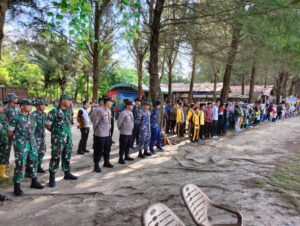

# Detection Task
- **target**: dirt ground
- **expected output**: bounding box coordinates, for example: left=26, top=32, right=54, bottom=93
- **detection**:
left=0, top=117, right=300, bottom=226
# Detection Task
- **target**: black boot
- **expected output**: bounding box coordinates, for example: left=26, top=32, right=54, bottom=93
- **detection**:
left=94, top=162, right=101, bottom=173
left=103, top=162, right=114, bottom=168
left=143, top=149, right=152, bottom=156
left=84, top=149, right=90, bottom=153
left=49, top=172, right=56, bottom=188
left=64, top=171, right=78, bottom=180
left=37, top=164, right=46, bottom=174
left=0, top=194, right=8, bottom=201
left=118, top=158, right=125, bottom=164
left=30, top=177, right=44, bottom=189
left=138, top=150, right=145, bottom=158
left=13, top=183, right=23, bottom=196
left=125, top=155, right=134, bottom=161
left=77, top=150, right=85, bottom=155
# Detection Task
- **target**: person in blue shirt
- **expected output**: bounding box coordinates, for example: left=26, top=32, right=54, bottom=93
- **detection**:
left=164, top=100, right=172, bottom=134
left=150, top=100, right=163, bottom=154
left=138, top=101, right=152, bottom=158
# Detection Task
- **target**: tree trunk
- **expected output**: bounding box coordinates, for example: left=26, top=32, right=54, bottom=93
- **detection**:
left=149, top=0, right=165, bottom=105
left=137, top=53, right=144, bottom=98
left=188, top=53, right=197, bottom=103
left=289, top=78, right=296, bottom=96
left=241, top=75, right=245, bottom=96
left=0, top=0, right=8, bottom=60
left=213, top=71, right=218, bottom=102
left=249, top=63, right=256, bottom=103
left=275, top=72, right=289, bottom=104
left=220, top=24, right=242, bottom=102
left=168, top=60, right=173, bottom=100
left=92, top=2, right=100, bottom=102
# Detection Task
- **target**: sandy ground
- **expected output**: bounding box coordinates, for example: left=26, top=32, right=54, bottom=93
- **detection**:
left=1, top=118, right=300, bottom=226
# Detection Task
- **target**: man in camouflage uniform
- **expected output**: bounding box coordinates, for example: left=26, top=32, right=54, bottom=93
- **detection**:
left=8, top=99, right=44, bottom=196
left=150, top=100, right=164, bottom=154
left=4, top=93, right=19, bottom=164
left=45, top=94, right=78, bottom=188
left=31, top=99, right=48, bottom=173
left=0, top=101, right=9, bottom=178
left=138, top=101, right=152, bottom=158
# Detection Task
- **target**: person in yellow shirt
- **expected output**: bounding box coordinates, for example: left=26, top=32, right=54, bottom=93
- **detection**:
left=176, top=101, right=185, bottom=137
left=199, top=103, right=206, bottom=141
left=187, top=103, right=195, bottom=140
left=192, top=107, right=200, bottom=142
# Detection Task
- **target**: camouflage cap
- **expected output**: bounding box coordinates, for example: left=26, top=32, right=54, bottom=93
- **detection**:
left=35, top=98, right=48, bottom=106
left=19, top=99, right=33, bottom=106
left=60, top=94, right=72, bottom=101
left=6, top=93, right=18, bottom=101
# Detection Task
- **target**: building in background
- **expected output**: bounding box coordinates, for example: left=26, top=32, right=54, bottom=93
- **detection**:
left=0, top=85, right=28, bottom=101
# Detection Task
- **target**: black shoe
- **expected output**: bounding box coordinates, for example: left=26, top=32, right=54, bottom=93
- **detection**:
left=77, top=150, right=85, bottom=155
left=0, top=194, right=8, bottom=201
left=138, top=151, right=145, bottom=158
left=13, top=183, right=24, bottom=196
left=37, top=165, right=46, bottom=174
left=30, top=177, right=44, bottom=189
left=125, top=156, right=134, bottom=161
left=84, top=149, right=90, bottom=153
left=112, top=141, right=115, bottom=144
left=49, top=172, right=56, bottom=188
left=64, top=171, right=78, bottom=180
left=103, top=162, right=114, bottom=168
left=94, top=162, right=101, bottom=173
left=118, top=159, right=125, bottom=164
left=144, top=150, right=152, bottom=156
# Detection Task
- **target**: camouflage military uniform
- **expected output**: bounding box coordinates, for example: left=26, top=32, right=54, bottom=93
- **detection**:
left=138, top=108, right=151, bottom=150
left=8, top=113, right=38, bottom=183
left=31, top=110, right=46, bottom=165
left=0, top=112, right=9, bottom=164
left=46, top=106, right=73, bottom=173
left=4, top=103, right=18, bottom=162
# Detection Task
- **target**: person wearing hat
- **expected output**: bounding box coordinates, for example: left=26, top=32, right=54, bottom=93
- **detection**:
left=130, top=98, right=142, bottom=149
left=90, top=96, right=114, bottom=172
left=8, top=99, right=44, bottom=196
left=45, top=94, right=78, bottom=188
left=117, top=100, right=134, bottom=164
left=29, top=98, right=48, bottom=174
left=0, top=101, right=9, bottom=178
left=149, top=100, right=164, bottom=154
left=4, top=92, right=19, bottom=164
left=137, top=101, right=152, bottom=158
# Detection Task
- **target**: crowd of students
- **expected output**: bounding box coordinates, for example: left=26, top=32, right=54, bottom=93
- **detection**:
left=163, top=99, right=300, bottom=143
left=0, top=92, right=299, bottom=199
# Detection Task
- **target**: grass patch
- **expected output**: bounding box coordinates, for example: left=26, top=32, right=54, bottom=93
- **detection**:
left=269, top=153, right=300, bottom=211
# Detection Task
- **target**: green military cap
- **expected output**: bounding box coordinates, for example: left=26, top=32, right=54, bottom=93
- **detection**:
left=19, top=99, right=33, bottom=106
left=60, top=94, right=72, bottom=101
left=35, top=98, right=48, bottom=106
left=6, top=93, right=18, bottom=101
left=0, top=101, right=3, bottom=106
